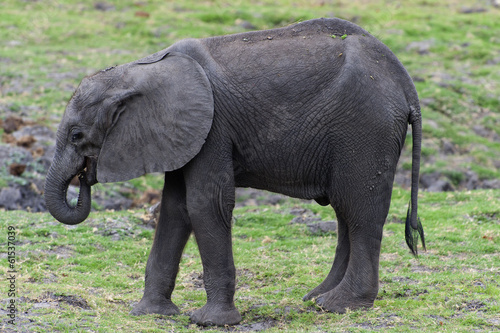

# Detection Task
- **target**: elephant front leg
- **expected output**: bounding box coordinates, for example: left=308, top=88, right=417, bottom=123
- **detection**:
left=184, top=166, right=242, bottom=326
left=189, top=230, right=241, bottom=326
left=131, top=171, right=191, bottom=316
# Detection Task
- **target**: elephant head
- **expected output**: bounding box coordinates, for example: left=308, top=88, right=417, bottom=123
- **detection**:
left=45, top=51, right=214, bottom=225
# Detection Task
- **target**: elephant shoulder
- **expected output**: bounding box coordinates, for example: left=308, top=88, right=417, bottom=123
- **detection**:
left=164, top=38, right=217, bottom=72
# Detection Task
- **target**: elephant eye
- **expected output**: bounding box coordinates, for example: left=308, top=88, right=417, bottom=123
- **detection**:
left=71, top=132, right=83, bottom=142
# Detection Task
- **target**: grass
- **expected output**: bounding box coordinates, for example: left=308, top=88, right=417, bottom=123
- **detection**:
left=1, top=0, right=500, bottom=331
left=1, top=189, right=499, bottom=332
left=1, top=0, right=500, bottom=189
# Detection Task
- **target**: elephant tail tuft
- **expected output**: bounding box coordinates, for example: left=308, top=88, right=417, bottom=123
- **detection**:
left=405, top=104, right=425, bottom=256
left=405, top=201, right=426, bottom=256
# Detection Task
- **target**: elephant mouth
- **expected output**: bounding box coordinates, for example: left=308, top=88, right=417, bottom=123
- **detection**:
left=78, top=156, right=98, bottom=186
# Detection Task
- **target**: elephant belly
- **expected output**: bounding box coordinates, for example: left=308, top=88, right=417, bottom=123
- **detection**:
left=232, top=155, right=329, bottom=202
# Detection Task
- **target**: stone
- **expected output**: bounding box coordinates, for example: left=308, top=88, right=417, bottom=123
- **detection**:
left=0, top=187, right=22, bottom=210
left=427, top=180, right=455, bottom=192
left=406, top=39, right=435, bottom=55
left=307, top=221, right=337, bottom=234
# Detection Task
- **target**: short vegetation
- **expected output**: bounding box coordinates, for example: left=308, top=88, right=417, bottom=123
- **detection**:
left=1, top=0, right=499, bottom=332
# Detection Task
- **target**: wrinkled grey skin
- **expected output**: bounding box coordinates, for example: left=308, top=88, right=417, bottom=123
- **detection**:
left=45, top=18, right=423, bottom=326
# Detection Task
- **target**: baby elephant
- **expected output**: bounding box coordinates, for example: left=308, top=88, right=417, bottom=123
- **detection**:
left=45, top=18, right=424, bottom=326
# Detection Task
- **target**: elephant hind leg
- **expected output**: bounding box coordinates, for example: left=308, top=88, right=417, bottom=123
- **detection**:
left=315, top=228, right=383, bottom=313
left=309, top=182, right=392, bottom=313
left=303, top=217, right=349, bottom=301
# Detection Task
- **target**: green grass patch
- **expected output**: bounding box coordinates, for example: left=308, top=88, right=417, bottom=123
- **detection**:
left=1, top=0, right=500, bottom=331
left=2, top=189, right=499, bottom=332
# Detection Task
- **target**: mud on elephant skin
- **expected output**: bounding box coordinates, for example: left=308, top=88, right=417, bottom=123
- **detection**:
left=45, top=18, right=425, bottom=326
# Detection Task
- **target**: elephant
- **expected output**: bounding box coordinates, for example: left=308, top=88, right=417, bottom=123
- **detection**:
left=45, top=18, right=425, bottom=326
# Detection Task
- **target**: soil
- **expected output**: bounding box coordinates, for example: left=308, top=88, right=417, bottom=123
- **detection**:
left=0, top=293, right=93, bottom=333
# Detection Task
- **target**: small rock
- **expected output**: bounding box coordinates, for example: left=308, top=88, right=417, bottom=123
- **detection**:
left=420, top=98, right=435, bottom=107
left=307, top=221, right=337, bottom=234
left=420, top=172, right=441, bottom=189
left=459, top=7, right=488, bottom=14
left=267, top=194, right=286, bottom=205
left=425, top=119, right=439, bottom=129
left=482, top=179, right=500, bottom=189
left=427, top=180, right=455, bottom=192
left=441, top=140, right=457, bottom=155
left=465, top=171, right=479, bottom=190
left=235, top=19, right=257, bottom=30
left=288, top=207, right=309, bottom=216
left=290, top=216, right=321, bottom=224
left=0, top=187, right=22, bottom=210
left=406, top=39, right=435, bottom=55
left=94, top=2, right=115, bottom=11
left=472, top=125, right=500, bottom=141
left=93, top=192, right=134, bottom=211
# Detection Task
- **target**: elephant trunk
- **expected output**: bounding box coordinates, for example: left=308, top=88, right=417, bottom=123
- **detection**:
left=44, top=155, right=92, bottom=225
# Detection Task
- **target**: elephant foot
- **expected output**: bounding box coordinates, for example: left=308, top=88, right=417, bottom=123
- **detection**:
left=130, top=297, right=180, bottom=316
left=190, top=303, right=242, bottom=326
left=314, top=287, right=376, bottom=313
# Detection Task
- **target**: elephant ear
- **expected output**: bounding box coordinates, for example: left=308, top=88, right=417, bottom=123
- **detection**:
left=97, top=52, right=214, bottom=183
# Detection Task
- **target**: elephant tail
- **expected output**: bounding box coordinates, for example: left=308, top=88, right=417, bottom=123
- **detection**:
left=405, top=105, right=425, bottom=256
